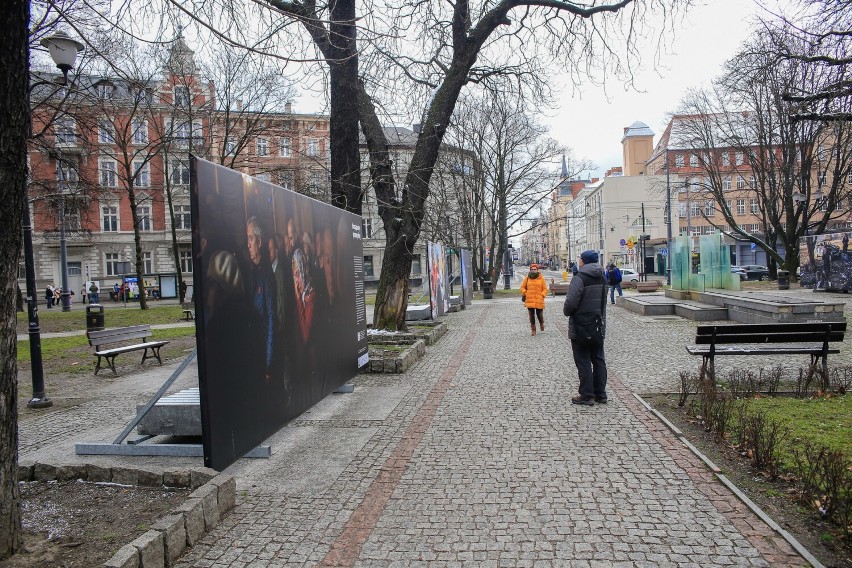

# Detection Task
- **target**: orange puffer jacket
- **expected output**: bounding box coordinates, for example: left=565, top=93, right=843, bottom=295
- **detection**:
left=521, top=273, right=548, bottom=309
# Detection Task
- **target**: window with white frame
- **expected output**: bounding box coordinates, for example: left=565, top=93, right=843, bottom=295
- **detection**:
left=722, top=152, right=730, bottom=166
left=309, top=170, right=322, bottom=187
left=675, top=154, right=684, bottom=168
left=56, top=160, right=79, bottom=190
left=137, top=205, right=152, bottom=231
left=678, top=203, right=687, bottom=218
left=736, top=175, right=746, bottom=190
left=818, top=171, right=827, bottom=186
left=142, top=251, right=153, bottom=274
left=179, top=249, right=193, bottom=273
left=105, top=253, right=121, bottom=275
left=725, top=199, right=732, bottom=212
left=690, top=226, right=701, bottom=236
left=132, top=119, right=148, bottom=144
left=821, top=198, right=829, bottom=211
left=171, top=159, right=190, bottom=185
left=278, top=171, right=293, bottom=190
left=704, top=200, right=715, bottom=217
left=751, top=198, right=760, bottom=214
left=97, top=83, right=113, bottom=99
left=133, top=160, right=150, bottom=187
left=55, top=117, right=76, bottom=144
left=735, top=152, right=744, bottom=165
left=174, top=86, right=190, bottom=107
left=224, top=136, right=236, bottom=155
left=98, top=119, right=115, bottom=144
left=174, top=205, right=191, bottom=230
left=722, top=176, right=731, bottom=191
left=750, top=224, right=760, bottom=233
left=690, top=202, right=701, bottom=217
left=256, top=137, right=269, bottom=156
left=102, top=206, right=118, bottom=232
left=173, top=121, right=191, bottom=148
left=307, top=138, right=319, bottom=157
left=361, top=218, right=373, bottom=239
left=689, top=154, right=698, bottom=167
left=100, top=160, right=117, bottom=187
left=736, top=199, right=746, bottom=215
left=279, top=137, right=291, bottom=157
left=749, top=175, right=757, bottom=189
left=364, top=255, right=374, bottom=277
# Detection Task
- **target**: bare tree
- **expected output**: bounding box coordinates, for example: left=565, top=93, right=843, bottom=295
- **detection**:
left=1, top=0, right=30, bottom=557
left=674, top=29, right=852, bottom=276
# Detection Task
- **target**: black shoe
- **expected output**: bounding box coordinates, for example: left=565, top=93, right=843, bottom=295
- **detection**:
left=594, top=397, right=608, bottom=404
left=571, top=395, right=595, bottom=406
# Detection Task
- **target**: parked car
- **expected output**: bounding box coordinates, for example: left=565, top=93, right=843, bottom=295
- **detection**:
left=619, top=268, right=640, bottom=283
left=741, top=264, right=770, bottom=281
left=730, top=266, right=748, bottom=281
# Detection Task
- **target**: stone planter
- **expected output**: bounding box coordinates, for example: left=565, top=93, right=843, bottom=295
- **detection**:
left=365, top=339, right=426, bottom=374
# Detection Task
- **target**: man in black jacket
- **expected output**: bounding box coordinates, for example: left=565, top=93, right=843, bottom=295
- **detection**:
left=563, top=250, right=608, bottom=406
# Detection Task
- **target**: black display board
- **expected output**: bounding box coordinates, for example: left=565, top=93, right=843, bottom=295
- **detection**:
left=190, top=157, right=369, bottom=470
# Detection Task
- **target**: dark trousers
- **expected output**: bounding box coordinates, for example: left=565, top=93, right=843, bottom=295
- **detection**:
left=527, top=308, right=543, bottom=327
left=571, top=339, right=607, bottom=399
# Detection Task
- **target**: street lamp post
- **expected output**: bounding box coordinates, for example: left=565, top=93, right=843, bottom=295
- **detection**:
left=665, top=149, right=673, bottom=285
left=23, top=30, right=85, bottom=408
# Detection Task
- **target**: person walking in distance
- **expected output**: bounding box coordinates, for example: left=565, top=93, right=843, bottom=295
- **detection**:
left=563, top=250, right=608, bottom=406
left=521, top=264, right=548, bottom=336
left=606, top=263, right=623, bottom=305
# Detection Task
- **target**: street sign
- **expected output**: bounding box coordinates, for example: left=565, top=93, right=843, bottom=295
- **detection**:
left=660, top=248, right=668, bottom=257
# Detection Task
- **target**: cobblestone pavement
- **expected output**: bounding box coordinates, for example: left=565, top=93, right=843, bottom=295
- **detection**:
left=167, top=295, right=820, bottom=567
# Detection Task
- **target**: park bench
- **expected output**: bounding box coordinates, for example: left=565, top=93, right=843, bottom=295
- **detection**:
left=181, top=302, right=194, bottom=321
left=686, top=321, right=846, bottom=383
left=550, top=279, right=570, bottom=296
left=87, top=324, right=169, bottom=376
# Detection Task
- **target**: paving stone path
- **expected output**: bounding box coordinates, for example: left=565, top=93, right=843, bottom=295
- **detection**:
left=169, top=297, right=809, bottom=567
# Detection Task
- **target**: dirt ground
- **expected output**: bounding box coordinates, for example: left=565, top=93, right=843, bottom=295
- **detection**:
left=648, top=394, right=851, bottom=568
left=0, top=481, right=189, bottom=568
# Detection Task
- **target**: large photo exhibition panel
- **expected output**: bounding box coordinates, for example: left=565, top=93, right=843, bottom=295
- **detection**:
left=191, top=157, right=368, bottom=471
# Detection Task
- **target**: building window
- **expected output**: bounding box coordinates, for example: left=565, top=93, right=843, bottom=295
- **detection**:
left=133, top=160, right=150, bottom=187
left=100, top=160, right=117, bottom=187
left=361, top=218, right=373, bottom=239
left=98, top=119, right=115, bottom=144
left=279, top=137, right=291, bottom=157
left=364, top=255, right=374, bottom=277
left=704, top=200, right=715, bottom=217
left=749, top=175, right=757, bottom=189
left=173, top=121, right=191, bottom=148
left=179, top=250, right=193, bottom=273
left=750, top=224, right=760, bottom=233
left=174, top=86, right=190, bottom=107
left=55, top=117, right=76, bottom=144
left=722, top=152, right=730, bottom=166
left=736, top=199, right=745, bottom=215
left=722, top=176, right=731, bottom=191
left=257, top=137, right=269, bottom=156
left=56, top=160, right=79, bottom=190
left=224, top=136, right=236, bottom=155
left=675, top=154, right=684, bottom=168
left=307, top=138, right=319, bottom=157
left=309, top=170, right=322, bottom=187
left=105, top=253, right=121, bottom=276
left=97, top=83, right=113, bottom=99
left=255, top=172, right=271, bottom=183
left=132, top=119, right=148, bottom=144
left=751, top=198, right=759, bottom=214
left=818, top=171, right=827, bottom=186
left=278, top=171, right=293, bottom=190
left=736, top=175, right=746, bottom=190
left=735, top=152, right=744, bottom=165
left=102, top=206, right=118, bottom=232
left=137, top=205, right=152, bottom=231
left=142, top=251, right=153, bottom=274
left=689, top=154, right=698, bottom=167
left=411, top=255, right=421, bottom=275
left=174, top=205, right=191, bottom=230
left=171, top=159, right=190, bottom=185
left=690, top=202, right=701, bottom=217
left=678, top=203, right=687, bottom=218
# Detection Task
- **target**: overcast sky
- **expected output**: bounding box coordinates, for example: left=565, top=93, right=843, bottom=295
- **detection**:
left=546, top=0, right=765, bottom=179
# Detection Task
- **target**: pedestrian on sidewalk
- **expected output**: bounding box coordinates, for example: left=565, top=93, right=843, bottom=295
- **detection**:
left=45, top=284, right=54, bottom=308
left=605, top=263, right=623, bottom=304
left=521, top=263, right=548, bottom=336
left=563, top=250, right=608, bottom=406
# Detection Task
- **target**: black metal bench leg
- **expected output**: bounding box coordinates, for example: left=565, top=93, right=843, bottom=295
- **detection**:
left=153, top=346, right=162, bottom=364
left=108, top=356, right=118, bottom=376
left=95, top=355, right=103, bottom=376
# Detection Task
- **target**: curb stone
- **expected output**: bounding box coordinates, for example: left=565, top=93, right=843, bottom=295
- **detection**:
left=15, top=462, right=234, bottom=568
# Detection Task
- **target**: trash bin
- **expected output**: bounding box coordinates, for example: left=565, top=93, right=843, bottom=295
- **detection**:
left=86, top=304, right=104, bottom=331
left=777, top=270, right=790, bottom=290
left=482, top=280, right=493, bottom=299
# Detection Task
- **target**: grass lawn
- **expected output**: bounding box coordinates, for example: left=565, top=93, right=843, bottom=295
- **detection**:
left=743, top=394, right=851, bottom=462
left=16, top=305, right=186, bottom=334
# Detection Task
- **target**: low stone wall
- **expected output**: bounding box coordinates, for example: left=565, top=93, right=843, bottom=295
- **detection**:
left=366, top=339, right=426, bottom=374
left=18, top=462, right=235, bottom=568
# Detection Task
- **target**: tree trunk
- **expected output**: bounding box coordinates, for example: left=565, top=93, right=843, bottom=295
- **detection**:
left=328, top=0, right=361, bottom=215
left=162, top=157, right=185, bottom=302
left=373, top=226, right=414, bottom=330
left=0, top=0, right=29, bottom=557
left=125, top=183, right=148, bottom=309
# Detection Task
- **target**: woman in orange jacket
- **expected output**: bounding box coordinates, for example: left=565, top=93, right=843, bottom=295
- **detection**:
left=521, top=264, right=548, bottom=336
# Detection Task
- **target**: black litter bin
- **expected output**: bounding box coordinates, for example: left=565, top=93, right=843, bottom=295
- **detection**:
left=777, top=270, right=790, bottom=290
left=482, top=280, right=493, bottom=299
left=86, top=304, right=104, bottom=331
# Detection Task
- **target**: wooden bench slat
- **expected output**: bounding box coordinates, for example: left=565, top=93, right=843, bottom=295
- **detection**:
left=687, top=346, right=840, bottom=356
left=95, top=341, right=169, bottom=356
left=694, top=331, right=845, bottom=344
left=86, top=324, right=167, bottom=376
left=695, top=322, right=847, bottom=334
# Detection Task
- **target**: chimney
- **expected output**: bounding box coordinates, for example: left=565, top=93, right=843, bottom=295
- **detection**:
left=285, top=102, right=293, bottom=114
left=235, top=99, right=243, bottom=111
